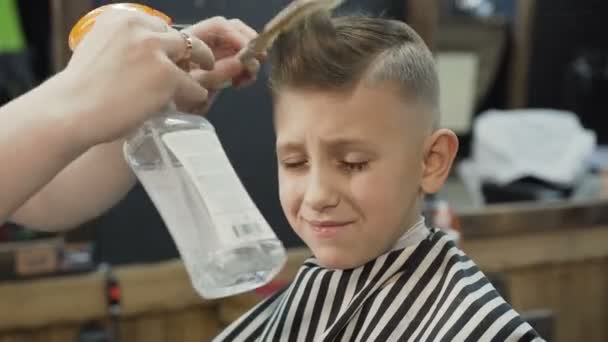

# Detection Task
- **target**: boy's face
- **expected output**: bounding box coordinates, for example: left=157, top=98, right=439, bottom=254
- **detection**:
left=274, top=82, right=431, bottom=269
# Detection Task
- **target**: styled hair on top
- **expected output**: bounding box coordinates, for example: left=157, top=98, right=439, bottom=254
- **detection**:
left=269, top=13, right=439, bottom=120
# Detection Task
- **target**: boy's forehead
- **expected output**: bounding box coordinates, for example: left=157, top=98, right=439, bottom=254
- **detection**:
left=273, top=80, right=424, bottom=117
left=273, top=82, right=428, bottom=143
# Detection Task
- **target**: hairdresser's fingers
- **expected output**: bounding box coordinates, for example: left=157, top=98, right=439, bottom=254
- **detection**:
left=235, top=60, right=261, bottom=88
left=190, top=57, right=247, bottom=89
left=191, top=57, right=261, bottom=90
left=160, top=29, right=214, bottom=70
left=185, top=17, right=251, bottom=57
left=229, top=18, right=258, bottom=40
left=225, top=18, right=268, bottom=61
left=172, top=61, right=209, bottom=110
left=242, top=57, right=262, bottom=79
left=252, top=50, right=268, bottom=64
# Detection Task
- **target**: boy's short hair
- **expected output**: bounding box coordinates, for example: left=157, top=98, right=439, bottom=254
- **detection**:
left=269, top=14, right=439, bottom=121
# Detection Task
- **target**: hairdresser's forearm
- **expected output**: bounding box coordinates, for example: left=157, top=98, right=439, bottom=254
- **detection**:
left=0, top=72, right=89, bottom=225
left=10, top=139, right=136, bottom=231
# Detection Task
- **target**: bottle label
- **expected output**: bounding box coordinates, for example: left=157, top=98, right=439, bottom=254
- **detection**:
left=162, top=129, right=277, bottom=246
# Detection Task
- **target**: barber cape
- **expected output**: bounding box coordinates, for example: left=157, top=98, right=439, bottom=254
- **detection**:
left=215, top=222, right=544, bottom=341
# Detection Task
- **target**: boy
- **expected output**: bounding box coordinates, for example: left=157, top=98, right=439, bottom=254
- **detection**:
left=214, top=14, right=544, bottom=341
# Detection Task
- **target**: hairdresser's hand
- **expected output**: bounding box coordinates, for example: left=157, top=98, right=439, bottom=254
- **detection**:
left=177, top=17, right=263, bottom=113
left=60, top=9, right=214, bottom=146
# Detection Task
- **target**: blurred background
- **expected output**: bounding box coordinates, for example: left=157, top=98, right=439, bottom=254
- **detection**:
left=1, top=0, right=608, bottom=341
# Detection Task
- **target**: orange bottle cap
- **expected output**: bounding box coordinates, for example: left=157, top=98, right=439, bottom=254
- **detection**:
left=68, top=3, right=172, bottom=51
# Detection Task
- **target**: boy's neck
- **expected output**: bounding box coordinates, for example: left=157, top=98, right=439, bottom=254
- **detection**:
left=392, top=216, right=429, bottom=250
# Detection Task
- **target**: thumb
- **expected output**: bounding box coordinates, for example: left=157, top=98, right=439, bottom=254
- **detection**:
left=191, top=57, right=260, bottom=90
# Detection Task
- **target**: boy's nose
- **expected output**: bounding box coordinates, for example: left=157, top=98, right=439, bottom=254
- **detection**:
left=303, top=170, right=339, bottom=212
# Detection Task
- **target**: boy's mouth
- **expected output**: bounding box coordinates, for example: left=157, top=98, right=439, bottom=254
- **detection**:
left=306, top=219, right=354, bottom=235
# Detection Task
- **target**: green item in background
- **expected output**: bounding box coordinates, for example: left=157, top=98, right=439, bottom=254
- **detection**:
left=0, top=0, right=26, bottom=53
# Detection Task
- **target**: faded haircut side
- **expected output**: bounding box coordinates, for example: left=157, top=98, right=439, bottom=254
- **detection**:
left=268, top=13, right=439, bottom=125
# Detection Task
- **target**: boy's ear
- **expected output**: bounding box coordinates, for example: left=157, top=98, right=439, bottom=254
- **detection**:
left=421, top=129, right=459, bottom=194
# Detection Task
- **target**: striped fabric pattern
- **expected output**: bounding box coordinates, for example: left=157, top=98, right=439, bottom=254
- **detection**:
left=214, top=229, right=544, bottom=342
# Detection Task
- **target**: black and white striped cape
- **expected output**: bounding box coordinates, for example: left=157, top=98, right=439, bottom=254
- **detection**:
left=214, top=228, right=544, bottom=341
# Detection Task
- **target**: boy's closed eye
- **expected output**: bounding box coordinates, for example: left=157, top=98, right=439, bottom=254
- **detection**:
left=279, top=158, right=371, bottom=172
left=339, top=160, right=369, bottom=172
left=338, top=152, right=373, bottom=172
left=281, top=158, right=308, bottom=169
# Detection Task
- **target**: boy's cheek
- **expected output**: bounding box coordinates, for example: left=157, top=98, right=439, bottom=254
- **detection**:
left=278, top=181, right=301, bottom=221
left=351, top=174, right=399, bottom=205
left=278, top=177, right=295, bottom=200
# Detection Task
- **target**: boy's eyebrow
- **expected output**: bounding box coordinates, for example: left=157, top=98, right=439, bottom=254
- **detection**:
left=276, top=141, right=304, bottom=155
left=276, top=138, right=374, bottom=155
left=322, top=138, right=371, bottom=150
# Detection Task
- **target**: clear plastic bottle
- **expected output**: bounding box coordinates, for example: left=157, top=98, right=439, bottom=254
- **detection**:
left=124, top=110, right=287, bottom=299
left=66, top=2, right=286, bottom=299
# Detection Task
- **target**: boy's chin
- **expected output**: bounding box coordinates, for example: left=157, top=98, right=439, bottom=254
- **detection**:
left=312, top=246, right=376, bottom=270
